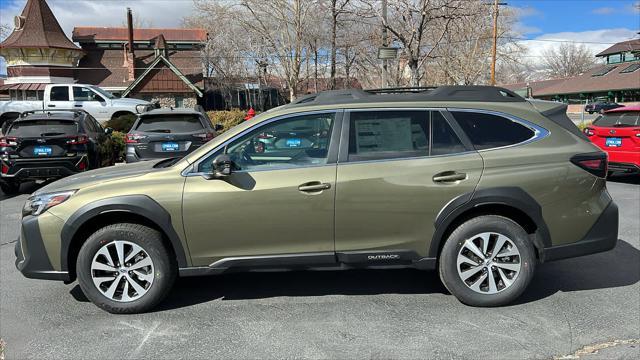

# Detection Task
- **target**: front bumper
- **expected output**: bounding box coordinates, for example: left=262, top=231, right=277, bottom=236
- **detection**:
left=544, top=201, right=619, bottom=262
left=14, top=215, right=70, bottom=281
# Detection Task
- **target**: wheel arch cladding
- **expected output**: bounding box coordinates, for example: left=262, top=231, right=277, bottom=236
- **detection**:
left=429, top=187, right=551, bottom=260
left=60, top=195, right=188, bottom=276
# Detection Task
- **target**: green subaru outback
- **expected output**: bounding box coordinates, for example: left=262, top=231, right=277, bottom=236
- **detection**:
left=15, top=86, right=618, bottom=313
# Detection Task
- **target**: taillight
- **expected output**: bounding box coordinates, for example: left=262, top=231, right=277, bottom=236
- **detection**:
left=76, top=157, right=88, bottom=171
left=66, top=135, right=89, bottom=145
left=571, top=152, right=608, bottom=178
left=584, top=127, right=594, bottom=137
left=193, top=132, right=214, bottom=141
left=0, top=137, right=17, bottom=147
left=1, top=162, right=8, bottom=174
left=125, top=133, right=147, bottom=144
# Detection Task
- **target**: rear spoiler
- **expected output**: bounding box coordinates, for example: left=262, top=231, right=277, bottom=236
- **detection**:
left=529, top=100, right=589, bottom=140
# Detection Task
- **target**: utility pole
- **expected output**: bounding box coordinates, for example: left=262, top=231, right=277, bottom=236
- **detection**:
left=381, top=0, right=388, bottom=88
left=490, top=0, right=507, bottom=86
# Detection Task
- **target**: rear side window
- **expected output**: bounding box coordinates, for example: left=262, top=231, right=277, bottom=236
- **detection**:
left=348, top=111, right=429, bottom=161
left=431, top=112, right=466, bottom=155
left=8, top=120, right=78, bottom=137
left=593, top=112, right=640, bottom=127
left=451, top=111, right=534, bottom=150
left=50, top=87, right=69, bottom=101
left=135, top=115, right=205, bottom=133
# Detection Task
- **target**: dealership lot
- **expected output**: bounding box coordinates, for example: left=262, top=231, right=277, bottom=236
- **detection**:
left=0, top=179, right=638, bottom=359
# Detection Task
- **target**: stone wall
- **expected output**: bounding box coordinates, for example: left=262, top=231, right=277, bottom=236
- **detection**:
left=147, top=93, right=198, bottom=109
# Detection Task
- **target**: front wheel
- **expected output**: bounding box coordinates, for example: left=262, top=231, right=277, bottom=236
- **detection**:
left=76, top=223, right=177, bottom=314
left=439, top=215, right=536, bottom=307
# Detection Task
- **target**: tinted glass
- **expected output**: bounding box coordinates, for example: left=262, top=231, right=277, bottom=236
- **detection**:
left=8, top=120, right=78, bottom=137
left=50, top=87, right=69, bottom=101
left=431, top=112, right=466, bottom=155
left=348, top=111, right=429, bottom=161
left=199, top=113, right=335, bottom=173
left=451, top=112, right=534, bottom=150
left=135, top=115, right=205, bottom=133
left=593, top=112, right=640, bottom=127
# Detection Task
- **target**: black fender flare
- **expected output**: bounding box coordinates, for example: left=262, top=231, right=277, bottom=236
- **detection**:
left=428, top=187, right=551, bottom=259
left=60, top=195, right=188, bottom=271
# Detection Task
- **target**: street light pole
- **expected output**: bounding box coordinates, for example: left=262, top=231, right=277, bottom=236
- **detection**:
left=490, top=0, right=507, bottom=86
left=381, top=0, right=388, bottom=88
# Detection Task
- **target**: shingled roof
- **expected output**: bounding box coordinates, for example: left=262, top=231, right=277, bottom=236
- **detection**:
left=0, top=0, right=80, bottom=50
left=596, top=39, right=640, bottom=57
left=72, top=27, right=207, bottom=43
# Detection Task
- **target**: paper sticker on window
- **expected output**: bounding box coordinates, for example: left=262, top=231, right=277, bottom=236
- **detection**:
left=354, top=118, right=413, bottom=153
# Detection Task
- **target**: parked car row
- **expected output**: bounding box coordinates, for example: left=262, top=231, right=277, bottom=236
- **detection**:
left=0, top=106, right=220, bottom=194
left=584, top=101, right=623, bottom=114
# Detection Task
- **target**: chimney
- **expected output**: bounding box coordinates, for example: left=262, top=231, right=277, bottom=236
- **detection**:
left=125, top=7, right=135, bottom=81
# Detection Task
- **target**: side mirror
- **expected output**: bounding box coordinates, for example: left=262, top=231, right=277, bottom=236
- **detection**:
left=210, top=154, right=237, bottom=178
left=214, top=123, right=224, bottom=132
left=104, top=127, right=114, bottom=135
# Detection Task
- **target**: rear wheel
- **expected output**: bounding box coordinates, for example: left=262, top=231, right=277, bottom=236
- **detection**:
left=0, top=180, right=20, bottom=195
left=439, top=215, right=536, bottom=307
left=76, top=223, right=177, bottom=314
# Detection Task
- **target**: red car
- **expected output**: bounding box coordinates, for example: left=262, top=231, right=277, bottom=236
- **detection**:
left=584, top=105, right=640, bottom=175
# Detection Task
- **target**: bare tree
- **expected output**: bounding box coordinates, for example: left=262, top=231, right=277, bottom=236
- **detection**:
left=0, top=23, right=12, bottom=42
left=322, top=0, right=351, bottom=89
left=541, top=42, right=598, bottom=78
left=240, top=0, right=316, bottom=101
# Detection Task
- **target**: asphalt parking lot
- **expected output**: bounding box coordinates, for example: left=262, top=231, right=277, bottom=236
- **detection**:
left=0, top=178, right=638, bottom=359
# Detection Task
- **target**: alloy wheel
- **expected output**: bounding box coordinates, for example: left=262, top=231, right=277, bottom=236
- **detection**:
left=456, top=232, right=521, bottom=294
left=90, top=240, right=155, bottom=302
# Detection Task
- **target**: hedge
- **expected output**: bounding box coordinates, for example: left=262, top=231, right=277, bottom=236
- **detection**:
left=207, top=109, right=249, bottom=134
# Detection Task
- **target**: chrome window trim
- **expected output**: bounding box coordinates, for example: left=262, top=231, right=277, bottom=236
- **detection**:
left=446, top=107, right=550, bottom=152
left=182, top=109, right=342, bottom=177
left=338, top=150, right=478, bottom=166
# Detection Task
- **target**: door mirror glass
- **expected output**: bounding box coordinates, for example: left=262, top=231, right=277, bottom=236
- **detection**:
left=214, top=123, right=224, bottom=132
left=211, top=154, right=237, bottom=178
left=105, top=127, right=114, bottom=135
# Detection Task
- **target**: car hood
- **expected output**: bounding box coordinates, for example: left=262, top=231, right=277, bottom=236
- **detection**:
left=34, top=160, right=161, bottom=195
left=112, top=97, right=150, bottom=106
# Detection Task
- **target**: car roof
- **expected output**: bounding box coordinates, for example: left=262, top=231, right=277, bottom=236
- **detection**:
left=16, top=111, right=84, bottom=122
left=605, top=105, right=640, bottom=113
left=280, top=86, right=526, bottom=110
left=141, top=108, right=202, bottom=116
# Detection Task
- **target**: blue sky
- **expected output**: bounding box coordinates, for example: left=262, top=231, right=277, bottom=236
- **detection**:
left=510, top=0, right=639, bottom=37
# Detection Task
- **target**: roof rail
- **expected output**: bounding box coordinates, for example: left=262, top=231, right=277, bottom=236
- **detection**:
left=20, top=109, right=89, bottom=118
left=286, top=85, right=525, bottom=107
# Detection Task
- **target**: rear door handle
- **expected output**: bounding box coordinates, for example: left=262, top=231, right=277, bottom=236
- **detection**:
left=298, top=182, right=331, bottom=193
left=433, top=171, right=467, bottom=183
left=47, top=104, right=56, bottom=108
left=74, top=104, right=83, bottom=108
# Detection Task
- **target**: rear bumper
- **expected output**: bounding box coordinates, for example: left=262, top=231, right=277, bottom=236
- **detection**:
left=1, top=156, right=85, bottom=181
left=15, top=215, right=70, bottom=281
left=544, top=201, right=618, bottom=262
left=609, top=162, right=640, bottom=174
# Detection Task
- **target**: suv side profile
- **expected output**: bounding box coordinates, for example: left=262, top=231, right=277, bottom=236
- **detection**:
left=0, top=110, right=115, bottom=194
left=15, top=86, right=618, bottom=313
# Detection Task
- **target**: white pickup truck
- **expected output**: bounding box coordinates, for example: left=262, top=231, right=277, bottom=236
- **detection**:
left=0, top=83, right=150, bottom=131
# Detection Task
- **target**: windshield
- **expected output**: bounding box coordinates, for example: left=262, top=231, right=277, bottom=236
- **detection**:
left=135, top=114, right=205, bottom=133
left=8, top=120, right=78, bottom=137
left=593, top=112, right=640, bottom=127
left=89, top=86, right=116, bottom=99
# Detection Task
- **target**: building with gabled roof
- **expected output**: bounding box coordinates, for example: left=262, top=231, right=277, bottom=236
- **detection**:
left=0, top=0, right=84, bottom=97
left=503, top=38, right=640, bottom=104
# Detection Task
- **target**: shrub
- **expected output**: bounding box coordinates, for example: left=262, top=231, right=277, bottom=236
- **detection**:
left=111, top=131, right=126, bottom=161
left=105, top=113, right=137, bottom=132
left=207, top=109, right=248, bottom=134
left=577, top=121, right=593, bottom=132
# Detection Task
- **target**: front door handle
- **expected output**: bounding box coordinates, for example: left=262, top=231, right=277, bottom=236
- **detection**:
left=74, top=104, right=83, bottom=108
left=433, top=171, right=467, bottom=183
left=298, top=182, right=331, bottom=193
left=47, top=104, right=56, bottom=108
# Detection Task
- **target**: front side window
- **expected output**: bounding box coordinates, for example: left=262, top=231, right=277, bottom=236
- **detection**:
left=451, top=111, right=535, bottom=150
left=73, top=87, right=100, bottom=102
left=50, top=87, right=69, bottom=101
left=198, top=113, right=335, bottom=173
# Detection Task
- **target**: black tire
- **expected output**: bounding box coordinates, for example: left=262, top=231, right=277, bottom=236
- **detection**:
left=0, top=180, right=20, bottom=195
left=76, top=223, right=177, bottom=314
left=438, top=215, right=536, bottom=307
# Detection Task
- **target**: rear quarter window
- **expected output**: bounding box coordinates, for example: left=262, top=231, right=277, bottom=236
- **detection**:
left=451, top=111, right=535, bottom=150
left=135, top=114, right=205, bottom=133
left=8, top=120, right=78, bottom=137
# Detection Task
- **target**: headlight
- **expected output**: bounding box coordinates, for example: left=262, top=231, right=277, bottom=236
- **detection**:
left=23, top=190, right=77, bottom=216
